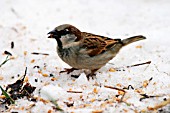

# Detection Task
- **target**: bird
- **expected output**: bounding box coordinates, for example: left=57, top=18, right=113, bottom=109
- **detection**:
left=48, top=24, right=146, bottom=79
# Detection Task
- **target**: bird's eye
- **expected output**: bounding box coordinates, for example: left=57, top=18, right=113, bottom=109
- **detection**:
left=65, top=29, right=69, bottom=32
left=60, top=29, right=70, bottom=36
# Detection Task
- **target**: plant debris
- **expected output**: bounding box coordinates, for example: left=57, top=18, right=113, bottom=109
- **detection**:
left=64, top=101, right=74, bottom=107
left=0, top=67, right=36, bottom=105
left=104, top=85, right=126, bottom=93
left=126, top=61, right=151, bottom=68
left=123, top=85, right=134, bottom=90
left=139, top=94, right=161, bottom=101
left=0, top=55, right=11, bottom=68
left=0, top=86, right=15, bottom=104
left=67, top=90, right=82, bottom=93
left=4, top=51, right=12, bottom=56
left=31, top=52, right=49, bottom=56
left=104, top=85, right=126, bottom=102
left=51, top=100, right=63, bottom=111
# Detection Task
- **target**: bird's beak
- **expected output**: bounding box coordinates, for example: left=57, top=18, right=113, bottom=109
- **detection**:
left=47, top=30, right=60, bottom=38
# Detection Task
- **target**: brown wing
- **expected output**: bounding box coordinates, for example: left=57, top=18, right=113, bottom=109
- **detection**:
left=81, top=32, right=121, bottom=57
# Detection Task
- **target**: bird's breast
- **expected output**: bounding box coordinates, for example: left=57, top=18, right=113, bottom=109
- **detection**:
left=57, top=47, right=117, bottom=70
left=57, top=47, right=78, bottom=68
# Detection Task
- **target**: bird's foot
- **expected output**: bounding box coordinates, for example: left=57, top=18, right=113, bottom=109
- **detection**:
left=86, top=73, right=96, bottom=80
left=86, top=69, right=98, bottom=80
left=60, top=68, right=78, bottom=74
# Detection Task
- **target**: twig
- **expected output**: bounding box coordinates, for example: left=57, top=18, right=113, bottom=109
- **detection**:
left=140, top=94, right=161, bottom=101
left=104, top=85, right=126, bottom=102
left=67, top=91, right=82, bottom=93
left=31, top=52, right=49, bottom=56
left=0, top=55, right=11, bottom=68
left=113, top=61, right=151, bottom=71
left=126, top=61, right=151, bottom=68
left=21, top=67, right=27, bottom=81
left=104, top=85, right=126, bottom=92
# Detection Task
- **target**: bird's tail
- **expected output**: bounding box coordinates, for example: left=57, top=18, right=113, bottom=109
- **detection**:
left=122, top=35, right=146, bottom=46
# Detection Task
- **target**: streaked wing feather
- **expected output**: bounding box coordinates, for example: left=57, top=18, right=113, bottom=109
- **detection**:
left=81, top=32, right=121, bottom=57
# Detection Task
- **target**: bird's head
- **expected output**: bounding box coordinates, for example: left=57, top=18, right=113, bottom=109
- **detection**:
left=48, top=24, right=82, bottom=46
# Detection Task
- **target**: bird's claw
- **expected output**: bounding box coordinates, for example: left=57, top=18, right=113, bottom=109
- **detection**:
left=60, top=68, right=78, bottom=74
left=86, top=73, right=96, bottom=80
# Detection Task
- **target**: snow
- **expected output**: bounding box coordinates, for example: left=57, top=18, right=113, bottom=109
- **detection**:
left=0, top=0, right=170, bottom=112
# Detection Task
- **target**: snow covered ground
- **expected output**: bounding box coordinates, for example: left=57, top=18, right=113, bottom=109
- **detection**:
left=0, top=0, right=170, bottom=112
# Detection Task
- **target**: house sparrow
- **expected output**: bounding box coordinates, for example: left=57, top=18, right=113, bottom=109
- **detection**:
left=48, top=24, right=146, bottom=79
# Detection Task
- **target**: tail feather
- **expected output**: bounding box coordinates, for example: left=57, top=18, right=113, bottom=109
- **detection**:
left=122, top=35, right=146, bottom=46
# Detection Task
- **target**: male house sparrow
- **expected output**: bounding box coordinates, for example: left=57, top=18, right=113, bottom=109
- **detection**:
left=48, top=24, right=146, bottom=79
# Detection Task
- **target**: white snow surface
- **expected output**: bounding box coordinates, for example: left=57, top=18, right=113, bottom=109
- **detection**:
left=0, top=0, right=170, bottom=112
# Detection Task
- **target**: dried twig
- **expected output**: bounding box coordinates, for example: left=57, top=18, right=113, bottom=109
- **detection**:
left=104, top=85, right=126, bottom=102
left=0, top=55, right=11, bottom=68
left=67, top=91, right=82, bottom=93
left=114, top=61, right=151, bottom=71
left=126, top=61, right=151, bottom=68
left=31, top=52, right=49, bottom=56
left=140, top=94, right=161, bottom=101
left=104, top=85, right=126, bottom=92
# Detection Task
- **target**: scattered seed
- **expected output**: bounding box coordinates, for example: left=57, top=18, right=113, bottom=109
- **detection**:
left=109, top=68, right=116, bottom=72
left=33, top=66, right=40, bottom=69
left=0, top=95, right=6, bottom=99
left=35, top=79, right=38, bottom=82
left=0, top=76, right=4, bottom=80
left=136, top=45, right=142, bottom=48
left=50, top=74, right=54, bottom=77
left=51, top=77, right=57, bottom=81
left=11, top=42, right=14, bottom=49
left=31, top=59, right=35, bottom=63
left=48, top=109, right=52, bottom=113
left=24, top=51, right=27, bottom=56
left=93, top=87, right=98, bottom=94
left=92, top=110, right=103, bottom=113
left=42, top=73, right=48, bottom=77
left=149, top=77, right=153, bottom=81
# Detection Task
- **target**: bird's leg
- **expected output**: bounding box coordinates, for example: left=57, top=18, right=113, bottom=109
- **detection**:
left=86, top=69, right=98, bottom=80
left=60, top=68, right=78, bottom=74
